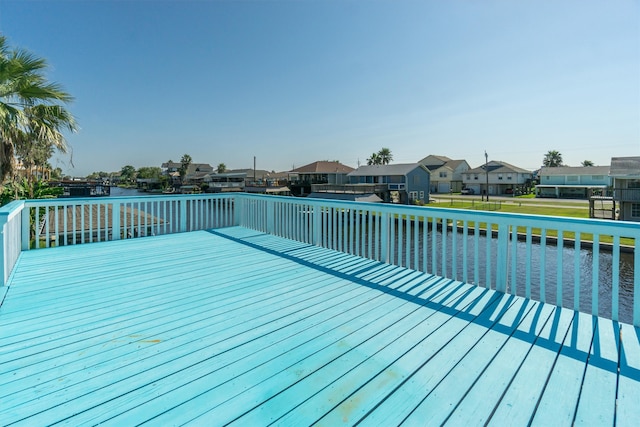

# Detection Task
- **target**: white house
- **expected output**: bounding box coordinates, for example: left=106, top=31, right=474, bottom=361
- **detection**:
left=536, top=166, right=611, bottom=199
left=463, top=161, right=532, bottom=196
left=418, top=155, right=470, bottom=193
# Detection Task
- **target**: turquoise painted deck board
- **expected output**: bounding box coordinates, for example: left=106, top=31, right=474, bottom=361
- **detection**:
left=0, top=226, right=638, bottom=426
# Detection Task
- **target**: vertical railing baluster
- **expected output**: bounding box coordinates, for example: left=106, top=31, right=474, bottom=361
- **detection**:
left=451, top=218, right=457, bottom=281
left=556, top=230, right=564, bottom=307
left=54, top=205, right=60, bottom=247
left=525, top=227, right=532, bottom=299
left=432, top=217, right=437, bottom=276
left=612, top=235, right=620, bottom=322
left=485, top=221, right=492, bottom=288
left=540, top=229, right=547, bottom=303
left=510, top=225, right=517, bottom=294
left=380, top=212, right=389, bottom=264
left=574, top=233, right=581, bottom=311
left=473, top=220, right=479, bottom=285
left=368, top=211, right=373, bottom=260
left=414, top=216, right=419, bottom=271
left=45, top=205, right=50, bottom=248
left=592, top=234, right=600, bottom=316
left=394, top=214, right=400, bottom=266
left=634, top=236, right=640, bottom=326
left=462, top=221, right=468, bottom=283
left=441, top=217, right=448, bottom=278
left=423, top=216, right=428, bottom=273
left=496, top=223, right=508, bottom=293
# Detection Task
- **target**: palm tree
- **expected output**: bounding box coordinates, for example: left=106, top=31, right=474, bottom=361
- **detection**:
left=367, top=152, right=381, bottom=165
left=543, top=150, right=563, bottom=167
left=217, top=163, right=227, bottom=173
left=0, top=36, right=77, bottom=186
left=378, top=147, right=393, bottom=165
left=581, top=160, right=594, bottom=167
left=179, top=154, right=192, bottom=183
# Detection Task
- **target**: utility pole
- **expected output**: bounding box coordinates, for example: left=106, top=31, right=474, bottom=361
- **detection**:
left=485, top=151, right=489, bottom=202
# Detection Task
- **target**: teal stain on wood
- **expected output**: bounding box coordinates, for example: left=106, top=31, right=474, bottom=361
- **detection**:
left=0, top=226, right=638, bottom=425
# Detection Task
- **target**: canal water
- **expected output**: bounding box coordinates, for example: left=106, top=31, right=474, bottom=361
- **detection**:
left=109, top=188, right=635, bottom=323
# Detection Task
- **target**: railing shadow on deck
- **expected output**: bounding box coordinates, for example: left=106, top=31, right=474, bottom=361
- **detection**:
left=208, top=228, right=639, bottom=381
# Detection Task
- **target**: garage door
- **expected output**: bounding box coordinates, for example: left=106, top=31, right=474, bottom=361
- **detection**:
left=438, top=182, right=450, bottom=193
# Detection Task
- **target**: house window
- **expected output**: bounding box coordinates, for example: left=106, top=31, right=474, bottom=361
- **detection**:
left=419, top=191, right=424, bottom=200
left=409, top=191, right=418, bottom=201
left=467, top=174, right=471, bottom=180
left=567, top=176, right=578, bottom=182
left=629, top=180, right=640, bottom=189
left=498, top=174, right=503, bottom=180
left=632, top=203, right=640, bottom=217
left=439, top=171, right=447, bottom=178
left=507, top=173, right=512, bottom=180
left=474, top=174, right=478, bottom=180
left=413, top=175, right=420, bottom=184
left=592, top=175, right=604, bottom=180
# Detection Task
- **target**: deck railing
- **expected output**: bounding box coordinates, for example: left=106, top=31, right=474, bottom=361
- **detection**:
left=1, top=193, right=639, bottom=325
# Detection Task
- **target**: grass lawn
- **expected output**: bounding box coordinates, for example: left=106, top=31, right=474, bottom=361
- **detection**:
left=425, top=198, right=632, bottom=246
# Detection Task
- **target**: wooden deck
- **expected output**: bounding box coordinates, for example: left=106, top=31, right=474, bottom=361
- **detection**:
left=0, top=226, right=638, bottom=426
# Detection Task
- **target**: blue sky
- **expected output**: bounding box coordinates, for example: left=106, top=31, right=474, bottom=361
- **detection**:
left=1, top=0, right=638, bottom=176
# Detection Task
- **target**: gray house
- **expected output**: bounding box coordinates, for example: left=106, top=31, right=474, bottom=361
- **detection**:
left=609, top=156, right=640, bottom=222
left=347, top=163, right=430, bottom=204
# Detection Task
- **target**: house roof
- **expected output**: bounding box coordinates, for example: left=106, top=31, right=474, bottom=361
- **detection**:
left=419, top=155, right=468, bottom=172
left=539, top=166, right=610, bottom=176
left=610, top=157, right=640, bottom=177
left=418, top=154, right=452, bottom=166
left=348, top=163, right=428, bottom=177
left=290, top=161, right=355, bottom=174
left=466, top=161, right=532, bottom=175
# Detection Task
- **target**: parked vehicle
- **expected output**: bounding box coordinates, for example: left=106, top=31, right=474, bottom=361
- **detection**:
left=461, top=188, right=475, bottom=195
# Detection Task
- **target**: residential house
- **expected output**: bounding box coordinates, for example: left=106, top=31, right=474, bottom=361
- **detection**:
left=609, top=156, right=640, bottom=222
left=463, top=161, right=533, bottom=196
left=535, top=166, right=611, bottom=199
left=161, top=161, right=214, bottom=186
left=418, top=155, right=470, bottom=193
left=203, top=172, right=246, bottom=193
left=289, top=161, right=355, bottom=196
left=347, top=163, right=430, bottom=204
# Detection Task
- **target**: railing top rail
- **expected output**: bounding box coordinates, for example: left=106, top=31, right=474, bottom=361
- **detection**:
left=0, top=200, right=25, bottom=222
left=22, top=193, right=237, bottom=208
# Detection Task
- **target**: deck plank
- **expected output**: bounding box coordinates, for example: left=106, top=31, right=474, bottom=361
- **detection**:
left=0, top=226, right=637, bottom=426
left=572, top=317, right=620, bottom=425
left=617, top=324, right=640, bottom=426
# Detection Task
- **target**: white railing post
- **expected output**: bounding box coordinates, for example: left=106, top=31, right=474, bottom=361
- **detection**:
left=495, top=223, right=509, bottom=293
left=380, top=212, right=390, bottom=264
left=313, top=204, right=321, bottom=246
left=233, top=195, right=243, bottom=227
left=635, top=238, right=640, bottom=327
left=179, top=199, right=187, bottom=232
left=266, top=198, right=274, bottom=234
left=21, top=206, right=30, bottom=251
left=112, top=201, right=121, bottom=240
